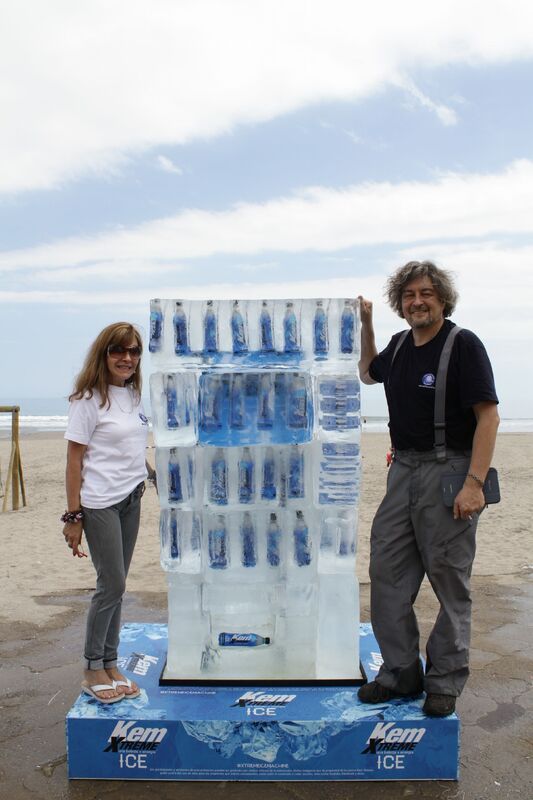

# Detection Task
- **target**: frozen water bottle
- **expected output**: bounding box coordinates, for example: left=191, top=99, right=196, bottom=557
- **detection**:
left=218, top=632, right=270, bottom=646
left=203, top=300, right=218, bottom=353
left=165, top=374, right=179, bottom=429
left=173, top=301, right=189, bottom=355
left=313, top=300, right=328, bottom=355
left=238, top=447, right=254, bottom=503
left=208, top=515, right=228, bottom=569
left=257, top=372, right=274, bottom=429
left=201, top=374, right=222, bottom=430
left=231, top=300, right=248, bottom=354
left=168, top=448, right=183, bottom=502
left=210, top=448, right=228, bottom=505
left=267, top=512, right=281, bottom=567
left=288, top=445, right=304, bottom=498
left=149, top=299, right=163, bottom=353
left=240, top=511, right=257, bottom=567
left=283, top=301, right=299, bottom=353
left=287, top=373, right=308, bottom=429
left=340, top=299, right=355, bottom=353
left=229, top=374, right=245, bottom=429
left=170, top=508, right=180, bottom=559
left=186, top=454, right=194, bottom=499
left=260, top=301, right=274, bottom=352
left=261, top=447, right=277, bottom=500
left=294, top=510, right=311, bottom=566
left=191, top=513, right=201, bottom=551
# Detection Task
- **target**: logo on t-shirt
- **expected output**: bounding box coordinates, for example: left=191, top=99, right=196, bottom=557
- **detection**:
left=420, top=373, right=436, bottom=388
left=139, top=413, right=149, bottom=425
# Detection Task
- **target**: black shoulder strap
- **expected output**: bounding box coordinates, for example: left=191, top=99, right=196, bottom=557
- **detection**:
left=434, top=326, right=462, bottom=462
left=391, top=330, right=409, bottom=368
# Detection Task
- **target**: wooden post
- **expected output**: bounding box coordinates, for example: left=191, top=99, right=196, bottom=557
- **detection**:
left=1, top=406, right=27, bottom=512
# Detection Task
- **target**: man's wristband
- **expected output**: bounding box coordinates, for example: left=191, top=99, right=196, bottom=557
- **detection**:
left=466, top=472, right=484, bottom=488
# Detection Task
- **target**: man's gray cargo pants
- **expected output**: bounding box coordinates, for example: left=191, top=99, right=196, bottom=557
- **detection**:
left=369, top=449, right=479, bottom=697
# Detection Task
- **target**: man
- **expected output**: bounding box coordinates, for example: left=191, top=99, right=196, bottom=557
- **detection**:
left=358, top=261, right=499, bottom=717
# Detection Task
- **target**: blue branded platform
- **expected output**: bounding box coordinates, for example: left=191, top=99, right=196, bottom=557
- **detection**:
left=66, top=623, right=459, bottom=781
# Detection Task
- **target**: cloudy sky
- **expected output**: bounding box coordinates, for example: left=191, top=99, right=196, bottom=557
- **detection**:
left=1, top=0, right=532, bottom=416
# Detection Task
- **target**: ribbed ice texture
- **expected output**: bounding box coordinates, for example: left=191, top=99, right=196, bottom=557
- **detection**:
left=150, top=297, right=361, bottom=680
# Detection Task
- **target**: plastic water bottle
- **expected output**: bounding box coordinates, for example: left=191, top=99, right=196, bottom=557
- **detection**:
left=184, top=385, right=191, bottom=426
left=313, top=300, right=328, bottom=355
left=203, top=300, right=218, bottom=353
left=240, top=511, right=257, bottom=567
left=170, top=508, right=180, bottom=559
left=260, top=301, right=274, bottom=352
left=218, top=632, right=270, bottom=646
left=173, top=301, right=189, bottom=355
left=229, top=373, right=245, bottom=429
left=231, top=300, right=248, bottom=354
left=261, top=447, right=277, bottom=500
left=257, top=372, right=274, bottom=429
left=340, top=299, right=355, bottom=353
left=165, top=374, right=179, bottom=429
left=288, top=445, right=304, bottom=498
left=168, top=448, right=183, bottom=502
left=191, top=513, right=201, bottom=551
left=294, top=510, right=311, bottom=566
left=210, top=448, right=228, bottom=505
left=267, top=512, right=281, bottom=566
left=208, top=515, right=228, bottom=569
left=186, top=454, right=194, bottom=499
left=287, top=373, right=307, bottom=429
left=283, top=302, right=299, bottom=353
left=238, top=447, right=254, bottom=503
left=149, top=299, right=163, bottom=353
left=200, top=375, right=222, bottom=430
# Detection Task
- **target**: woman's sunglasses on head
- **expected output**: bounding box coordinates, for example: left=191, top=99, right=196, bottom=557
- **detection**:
left=107, top=344, right=142, bottom=358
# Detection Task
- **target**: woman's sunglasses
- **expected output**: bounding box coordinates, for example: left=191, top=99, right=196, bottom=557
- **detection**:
left=107, top=344, right=142, bottom=358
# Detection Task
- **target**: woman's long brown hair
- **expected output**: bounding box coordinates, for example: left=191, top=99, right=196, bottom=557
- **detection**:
left=69, top=322, right=143, bottom=409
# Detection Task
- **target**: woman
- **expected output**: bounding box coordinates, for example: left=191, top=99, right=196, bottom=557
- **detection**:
left=63, top=322, right=155, bottom=703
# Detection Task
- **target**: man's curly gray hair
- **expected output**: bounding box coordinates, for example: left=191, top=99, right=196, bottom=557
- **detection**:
left=385, top=261, right=459, bottom=319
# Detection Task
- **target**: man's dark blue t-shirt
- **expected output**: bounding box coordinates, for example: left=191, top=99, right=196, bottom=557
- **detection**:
left=369, top=319, right=498, bottom=451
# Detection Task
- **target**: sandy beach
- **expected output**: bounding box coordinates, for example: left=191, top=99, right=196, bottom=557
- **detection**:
left=0, top=432, right=531, bottom=627
left=0, top=432, right=532, bottom=800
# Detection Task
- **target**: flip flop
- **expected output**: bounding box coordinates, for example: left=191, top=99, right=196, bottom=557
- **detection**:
left=113, top=677, right=141, bottom=699
left=81, top=681, right=124, bottom=704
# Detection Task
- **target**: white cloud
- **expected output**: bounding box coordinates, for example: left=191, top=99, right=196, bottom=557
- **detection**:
left=399, top=78, right=458, bottom=126
left=2, top=159, right=533, bottom=275
left=156, top=155, right=183, bottom=175
left=1, top=0, right=533, bottom=193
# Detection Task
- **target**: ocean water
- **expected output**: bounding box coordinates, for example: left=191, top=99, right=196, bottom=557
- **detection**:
left=0, top=398, right=531, bottom=435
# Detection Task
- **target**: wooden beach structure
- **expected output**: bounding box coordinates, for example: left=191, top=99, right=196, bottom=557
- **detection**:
left=1, top=406, right=26, bottom=512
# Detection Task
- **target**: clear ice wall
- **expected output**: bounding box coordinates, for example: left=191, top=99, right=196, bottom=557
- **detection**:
left=149, top=298, right=361, bottom=680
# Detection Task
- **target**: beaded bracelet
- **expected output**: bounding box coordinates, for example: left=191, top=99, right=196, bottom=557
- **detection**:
left=466, top=472, right=484, bottom=488
left=61, top=509, right=84, bottom=524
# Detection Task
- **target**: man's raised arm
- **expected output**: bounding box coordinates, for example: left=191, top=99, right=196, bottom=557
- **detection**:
left=358, top=296, right=378, bottom=385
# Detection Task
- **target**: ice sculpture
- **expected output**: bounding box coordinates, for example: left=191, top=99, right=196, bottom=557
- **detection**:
left=150, top=298, right=361, bottom=680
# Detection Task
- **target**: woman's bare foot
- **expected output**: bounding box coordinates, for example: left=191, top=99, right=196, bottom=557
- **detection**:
left=104, top=666, right=139, bottom=696
left=83, top=669, right=122, bottom=701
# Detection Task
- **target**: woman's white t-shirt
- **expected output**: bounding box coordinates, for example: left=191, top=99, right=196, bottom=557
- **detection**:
left=65, top=386, right=149, bottom=509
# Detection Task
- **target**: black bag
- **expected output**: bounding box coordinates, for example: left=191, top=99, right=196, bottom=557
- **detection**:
left=441, top=467, right=500, bottom=507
